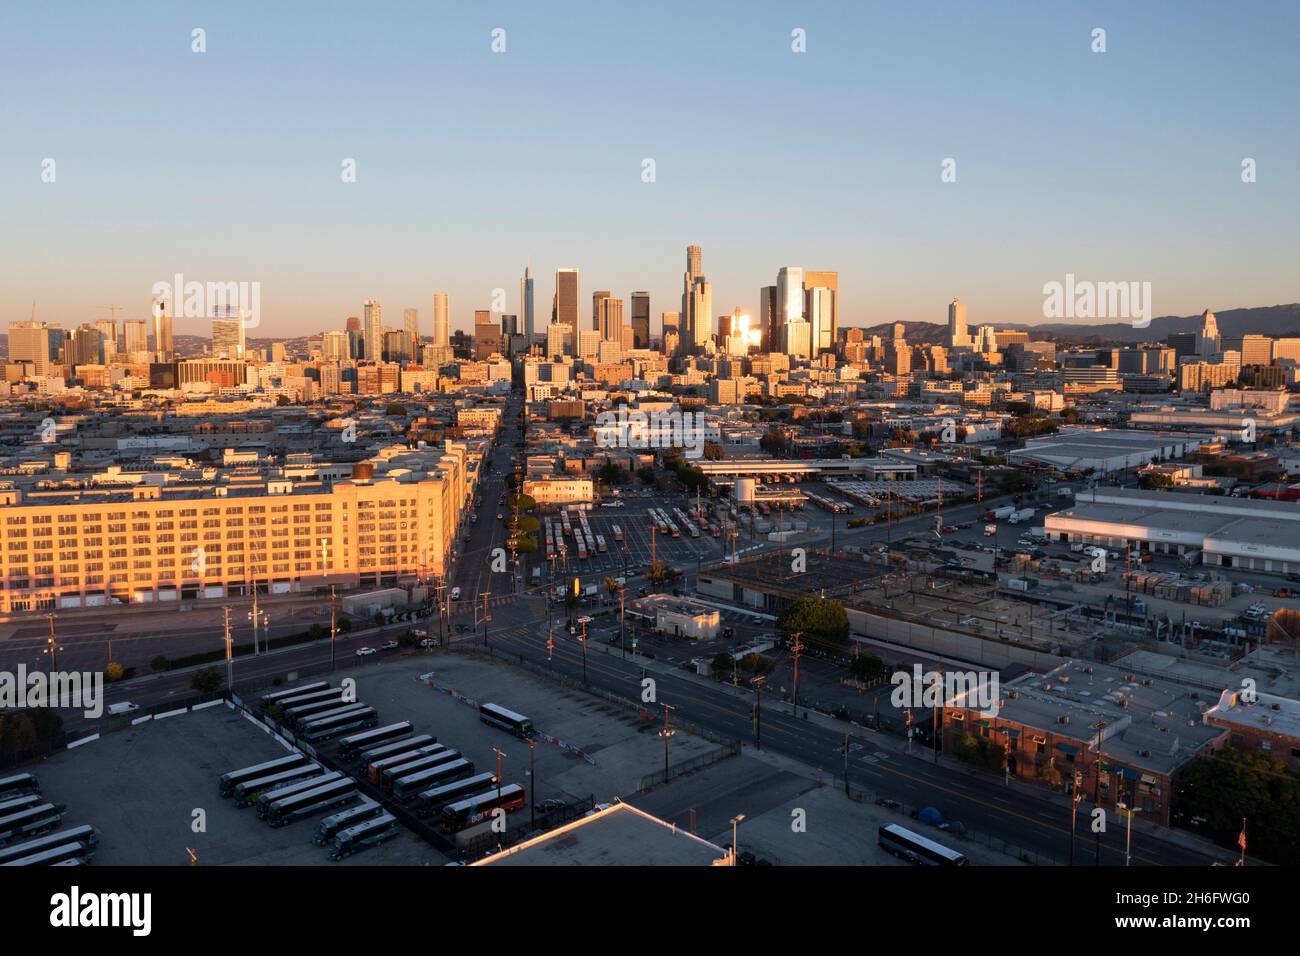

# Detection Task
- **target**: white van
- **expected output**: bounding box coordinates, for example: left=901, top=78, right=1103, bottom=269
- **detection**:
left=107, top=702, right=139, bottom=716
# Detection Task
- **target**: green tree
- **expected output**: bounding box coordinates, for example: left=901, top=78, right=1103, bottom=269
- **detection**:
left=1176, top=747, right=1300, bottom=865
left=777, top=597, right=850, bottom=650
left=150, top=655, right=171, bottom=673
left=191, top=667, right=223, bottom=695
left=104, top=662, right=125, bottom=683
left=848, top=652, right=884, bottom=681
left=385, top=403, right=408, bottom=417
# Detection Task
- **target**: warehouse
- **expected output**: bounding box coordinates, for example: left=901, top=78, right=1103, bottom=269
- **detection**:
left=1044, top=487, right=1300, bottom=575
left=1009, top=428, right=1211, bottom=475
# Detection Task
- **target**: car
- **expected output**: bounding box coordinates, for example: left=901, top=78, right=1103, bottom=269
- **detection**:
left=418, top=638, right=436, bottom=649
left=536, top=798, right=566, bottom=813
left=380, top=640, right=399, bottom=651
left=450, top=587, right=461, bottom=601
left=496, top=512, right=504, bottom=520
left=412, top=628, right=427, bottom=638
left=1138, top=553, right=1153, bottom=563
left=355, top=647, right=376, bottom=657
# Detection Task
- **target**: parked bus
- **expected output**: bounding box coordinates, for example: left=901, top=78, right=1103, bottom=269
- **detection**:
left=299, top=703, right=374, bottom=736
left=254, top=772, right=343, bottom=817
left=595, top=534, right=608, bottom=554
left=269, top=687, right=345, bottom=711
left=439, top=784, right=526, bottom=833
left=413, top=772, right=498, bottom=818
left=219, top=754, right=310, bottom=798
left=479, top=703, right=534, bottom=738
left=878, top=824, right=968, bottom=866
left=303, top=709, right=378, bottom=743
left=312, top=800, right=383, bottom=846
left=328, top=812, right=400, bottom=861
left=258, top=682, right=329, bottom=709
left=0, top=841, right=90, bottom=867
left=379, top=750, right=460, bottom=793
left=391, top=758, right=474, bottom=803
left=355, top=734, right=436, bottom=768
left=0, top=774, right=39, bottom=799
left=0, top=803, right=67, bottom=845
left=0, top=826, right=98, bottom=866
left=367, top=744, right=447, bottom=785
left=0, top=794, right=43, bottom=817
left=264, top=777, right=358, bottom=828
left=232, top=763, right=324, bottom=808
left=612, top=524, right=623, bottom=543
left=337, top=722, right=414, bottom=760
left=280, top=697, right=351, bottom=723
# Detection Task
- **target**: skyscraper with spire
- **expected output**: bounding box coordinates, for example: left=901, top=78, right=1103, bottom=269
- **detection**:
left=520, top=267, right=535, bottom=346
left=682, top=244, right=710, bottom=353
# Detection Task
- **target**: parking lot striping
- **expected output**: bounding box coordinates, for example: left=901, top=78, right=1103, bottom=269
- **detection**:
left=66, top=733, right=100, bottom=749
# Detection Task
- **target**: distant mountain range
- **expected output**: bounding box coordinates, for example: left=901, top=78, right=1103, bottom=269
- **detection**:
left=862, top=304, right=1300, bottom=345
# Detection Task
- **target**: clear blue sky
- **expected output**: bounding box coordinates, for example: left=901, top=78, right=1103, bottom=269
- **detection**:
left=2, top=0, right=1297, bottom=338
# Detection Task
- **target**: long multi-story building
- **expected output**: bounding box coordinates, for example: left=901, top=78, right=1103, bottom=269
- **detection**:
left=0, top=444, right=469, bottom=614
left=363, top=298, right=383, bottom=362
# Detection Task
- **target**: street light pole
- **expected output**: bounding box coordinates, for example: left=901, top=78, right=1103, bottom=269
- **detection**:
left=730, top=814, right=745, bottom=866
left=329, top=584, right=337, bottom=673
left=661, top=703, right=675, bottom=784
left=222, top=606, right=234, bottom=693
left=750, top=676, right=764, bottom=750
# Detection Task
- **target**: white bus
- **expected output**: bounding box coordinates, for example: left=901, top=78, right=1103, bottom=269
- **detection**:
left=232, top=763, right=324, bottom=808
left=392, top=758, right=475, bottom=803
left=312, top=800, right=383, bottom=846
left=0, top=826, right=98, bottom=865
left=219, top=754, right=310, bottom=797
left=878, top=824, right=968, bottom=866
left=414, top=772, right=498, bottom=818
left=259, top=682, right=329, bottom=709
left=328, top=813, right=400, bottom=861
left=337, top=722, right=414, bottom=760
left=254, top=772, right=343, bottom=817
left=264, top=778, right=358, bottom=828
left=0, top=841, right=90, bottom=867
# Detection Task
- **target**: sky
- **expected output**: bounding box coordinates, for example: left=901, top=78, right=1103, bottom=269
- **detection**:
left=2, top=0, right=1298, bottom=339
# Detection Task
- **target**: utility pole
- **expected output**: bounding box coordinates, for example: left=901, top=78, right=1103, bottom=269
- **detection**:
left=43, top=613, right=59, bottom=673
left=329, top=585, right=337, bottom=673
left=481, top=591, right=492, bottom=649
left=577, top=615, right=589, bottom=684
left=492, top=747, right=506, bottom=804
left=790, top=632, right=804, bottom=716
left=1094, top=721, right=1106, bottom=866
left=843, top=733, right=851, bottom=798
left=1070, top=768, right=1083, bottom=865
left=529, top=737, right=536, bottom=831
left=750, top=676, right=765, bottom=750
left=931, top=671, right=941, bottom=764
left=660, top=703, right=675, bottom=784
left=250, top=578, right=260, bottom=656
left=222, top=606, right=234, bottom=692
left=619, top=586, right=626, bottom=660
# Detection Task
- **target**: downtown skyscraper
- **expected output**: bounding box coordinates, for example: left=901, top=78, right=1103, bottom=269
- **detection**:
left=433, top=293, right=449, bottom=348
left=681, top=244, right=710, bottom=353
left=520, top=267, right=535, bottom=346
left=631, top=292, right=650, bottom=349
left=363, top=298, right=382, bottom=362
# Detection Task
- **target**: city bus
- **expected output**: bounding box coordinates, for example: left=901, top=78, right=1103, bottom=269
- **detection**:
left=301, top=707, right=378, bottom=743
left=312, top=800, right=383, bottom=846
left=0, top=841, right=90, bottom=867
left=264, top=777, right=358, bottom=828
left=595, top=534, right=607, bottom=554
left=878, top=824, right=968, bottom=866
left=254, top=772, right=343, bottom=817
left=219, top=754, right=310, bottom=797
left=391, top=758, right=474, bottom=803
left=0, top=803, right=66, bottom=844
left=367, top=744, right=447, bottom=785
left=355, top=733, right=436, bottom=768
left=438, top=784, right=526, bottom=833
left=232, top=763, right=325, bottom=808
left=612, top=524, right=623, bottom=544
left=379, top=750, right=460, bottom=793
left=328, top=812, right=400, bottom=861
left=337, top=722, right=414, bottom=760
left=295, top=702, right=370, bottom=731
left=258, top=682, right=329, bottom=709
left=0, top=826, right=98, bottom=866
left=0, top=774, right=39, bottom=799
left=413, top=772, right=498, bottom=818
left=479, top=703, right=535, bottom=738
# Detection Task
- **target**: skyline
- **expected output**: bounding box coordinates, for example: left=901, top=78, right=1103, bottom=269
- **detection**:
left=4, top=1, right=1300, bottom=336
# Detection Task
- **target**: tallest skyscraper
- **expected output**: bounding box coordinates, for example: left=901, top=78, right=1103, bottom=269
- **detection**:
left=520, top=266, right=535, bottom=347
left=681, top=244, right=710, bottom=353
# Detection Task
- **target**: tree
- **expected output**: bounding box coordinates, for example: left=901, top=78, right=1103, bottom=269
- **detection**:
left=760, top=427, right=788, bottom=457
left=849, top=652, right=884, bottom=681
left=777, top=597, right=850, bottom=650
left=104, top=662, right=125, bottom=682
left=385, top=403, right=408, bottom=417
left=1139, top=471, right=1174, bottom=490
left=710, top=652, right=734, bottom=678
left=150, top=655, right=171, bottom=673
left=1037, top=759, right=1063, bottom=788
left=275, top=394, right=291, bottom=407
left=191, top=667, right=223, bottom=695
left=637, top=466, right=656, bottom=485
